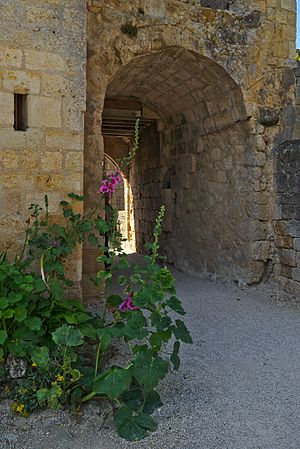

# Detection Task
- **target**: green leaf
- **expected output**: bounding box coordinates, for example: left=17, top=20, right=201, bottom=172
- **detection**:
left=114, top=408, right=157, bottom=441
left=52, top=324, right=84, bottom=347
left=79, top=322, right=97, bottom=340
left=31, top=346, right=49, bottom=368
left=130, top=274, right=144, bottom=285
left=97, top=328, right=112, bottom=351
left=68, top=193, right=84, bottom=201
left=95, top=218, right=110, bottom=235
left=93, top=366, right=132, bottom=400
left=1, top=308, right=14, bottom=319
left=60, top=200, right=70, bottom=206
left=166, top=295, right=186, bottom=315
left=0, top=298, right=8, bottom=309
left=172, top=320, right=192, bottom=344
left=25, top=316, right=42, bottom=331
left=14, top=306, right=27, bottom=322
left=144, top=390, right=163, bottom=414
left=88, top=233, right=99, bottom=247
left=0, top=330, right=8, bottom=345
left=106, top=294, right=123, bottom=307
left=118, top=275, right=127, bottom=286
left=123, top=312, right=148, bottom=340
left=150, top=312, right=172, bottom=332
left=133, top=351, right=169, bottom=392
left=170, top=340, right=180, bottom=370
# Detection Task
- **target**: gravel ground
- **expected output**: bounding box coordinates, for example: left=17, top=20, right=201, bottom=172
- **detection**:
left=1, top=269, right=300, bottom=449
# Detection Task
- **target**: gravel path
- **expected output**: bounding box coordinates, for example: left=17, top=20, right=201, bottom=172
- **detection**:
left=1, top=271, right=300, bottom=449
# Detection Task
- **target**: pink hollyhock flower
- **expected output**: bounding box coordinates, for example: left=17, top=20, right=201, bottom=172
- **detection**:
left=99, top=185, right=110, bottom=194
left=119, top=293, right=139, bottom=312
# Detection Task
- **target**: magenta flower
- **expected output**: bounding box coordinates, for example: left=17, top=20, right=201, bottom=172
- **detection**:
left=119, top=293, right=139, bottom=312
left=98, top=170, right=123, bottom=196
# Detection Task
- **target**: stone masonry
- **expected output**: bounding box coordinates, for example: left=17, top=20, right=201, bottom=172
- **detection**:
left=0, top=0, right=299, bottom=298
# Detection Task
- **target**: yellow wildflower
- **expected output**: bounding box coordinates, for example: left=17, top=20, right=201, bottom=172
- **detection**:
left=55, top=374, right=64, bottom=382
left=31, top=362, right=37, bottom=367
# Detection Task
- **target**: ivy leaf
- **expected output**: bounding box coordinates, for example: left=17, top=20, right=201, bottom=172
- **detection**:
left=0, top=330, right=8, bottom=345
left=25, top=317, right=42, bottom=331
left=170, top=341, right=181, bottom=370
left=172, top=320, right=193, bottom=344
left=52, top=324, right=84, bottom=347
left=93, top=366, right=132, bottom=400
left=114, top=408, right=157, bottom=441
left=133, top=351, right=169, bottom=392
left=165, top=296, right=186, bottom=315
left=123, top=312, right=148, bottom=340
left=31, top=346, right=49, bottom=368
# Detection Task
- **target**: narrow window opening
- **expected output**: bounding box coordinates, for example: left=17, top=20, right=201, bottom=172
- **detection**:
left=14, top=94, right=28, bottom=131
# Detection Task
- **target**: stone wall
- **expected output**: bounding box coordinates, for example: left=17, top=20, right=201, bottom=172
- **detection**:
left=273, top=140, right=300, bottom=297
left=85, top=0, right=296, bottom=288
left=0, top=0, right=86, bottom=280
left=0, top=0, right=297, bottom=294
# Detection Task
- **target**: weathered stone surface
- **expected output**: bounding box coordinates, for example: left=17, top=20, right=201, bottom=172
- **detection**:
left=0, top=0, right=298, bottom=294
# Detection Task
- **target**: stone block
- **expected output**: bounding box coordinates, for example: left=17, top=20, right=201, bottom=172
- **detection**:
left=275, top=234, right=294, bottom=249
left=0, top=92, right=14, bottom=125
left=25, top=50, right=65, bottom=72
left=0, top=150, right=19, bottom=168
left=0, top=47, right=22, bottom=69
left=288, top=220, right=300, bottom=237
left=40, top=72, right=66, bottom=97
left=36, top=174, right=64, bottom=191
left=281, top=0, right=296, bottom=12
left=280, top=248, right=296, bottom=267
left=28, top=96, right=61, bottom=128
left=65, top=152, right=83, bottom=171
left=250, top=241, right=270, bottom=261
left=274, top=220, right=289, bottom=235
left=20, top=150, right=40, bottom=170
left=294, top=238, right=300, bottom=251
left=41, top=151, right=63, bottom=171
left=46, top=129, right=82, bottom=151
left=1, top=173, right=34, bottom=189
left=281, top=264, right=293, bottom=279
left=292, top=268, right=300, bottom=282
left=0, top=128, right=45, bottom=150
left=2, top=70, right=40, bottom=94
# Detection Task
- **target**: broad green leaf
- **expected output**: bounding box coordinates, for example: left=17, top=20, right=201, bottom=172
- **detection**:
left=93, top=366, right=132, bottom=400
left=95, top=218, right=110, bottom=235
left=1, top=308, right=14, bottom=319
left=14, top=306, right=27, bottom=322
left=134, top=351, right=169, bottom=392
left=79, top=322, right=97, bottom=340
left=123, top=312, right=148, bottom=340
left=118, top=275, right=127, bottom=286
left=52, top=324, right=84, bottom=347
left=0, top=298, right=8, bottom=309
left=144, top=390, right=163, bottom=414
left=165, top=295, right=186, bottom=315
left=97, top=328, right=112, bottom=351
left=25, top=316, right=42, bottom=331
left=0, top=330, right=8, bottom=344
left=114, top=408, right=157, bottom=441
left=106, top=294, right=123, bottom=307
left=88, top=233, right=99, bottom=247
left=172, top=319, right=192, bottom=344
left=31, top=346, right=49, bottom=368
left=150, top=312, right=172, bottom=332
left=0, top=348, right=4, bottom=361
left=68, top=193, right=84, bottom=201
left=170, top=340, right=180, bottom=370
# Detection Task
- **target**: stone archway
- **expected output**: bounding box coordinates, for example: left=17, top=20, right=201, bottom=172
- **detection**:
left=100, top=47, right=253, bottom=280
left=82, top=4, right=284, bottom=295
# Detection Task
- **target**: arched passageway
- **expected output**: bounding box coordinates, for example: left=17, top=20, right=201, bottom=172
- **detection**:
left=102, top=47, right=252, bottom=281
